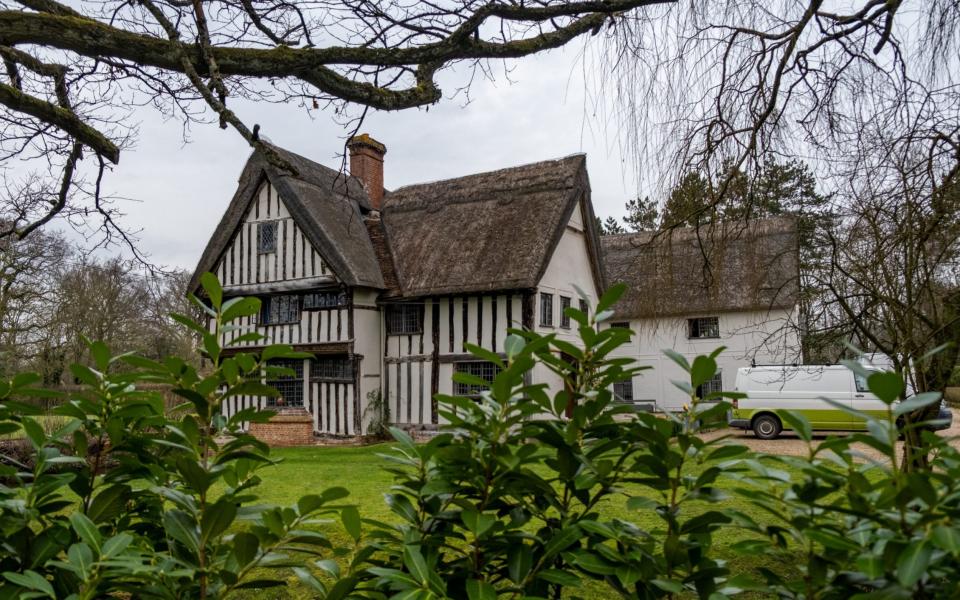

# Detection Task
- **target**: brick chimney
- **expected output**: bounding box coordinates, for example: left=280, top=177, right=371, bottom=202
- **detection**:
left=347, top=134, right=386, bottom=210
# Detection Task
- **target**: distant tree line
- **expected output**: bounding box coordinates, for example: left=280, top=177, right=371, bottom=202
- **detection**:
left=0, top=230, right=199, bottom=384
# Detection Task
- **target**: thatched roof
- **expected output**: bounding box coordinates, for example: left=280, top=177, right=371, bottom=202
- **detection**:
left=191, top=148, right=605, bottom=299
left=601, top=217, right=800, bottom=319
left=189, top=144, right=385, bottom=293
left=380, top=155, right=605, bottom=297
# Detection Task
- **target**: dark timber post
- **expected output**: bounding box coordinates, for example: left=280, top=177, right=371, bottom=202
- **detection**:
left=430, top=299, right=440, bottom=424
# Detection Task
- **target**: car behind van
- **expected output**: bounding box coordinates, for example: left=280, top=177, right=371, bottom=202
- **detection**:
left=728, top=365, right=953, bottom=439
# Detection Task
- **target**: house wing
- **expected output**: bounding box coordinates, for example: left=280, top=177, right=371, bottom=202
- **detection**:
left=601, top=216, right=800, bottom=319
left=189, top=145, right=385, bottom=294
left=380, top=154, right=603, bottom=297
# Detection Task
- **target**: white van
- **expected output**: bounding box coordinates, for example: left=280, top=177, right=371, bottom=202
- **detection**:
left=727, top=365, right=951, bottom=439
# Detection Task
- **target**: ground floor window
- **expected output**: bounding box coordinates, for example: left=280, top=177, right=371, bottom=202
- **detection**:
left=266, top=359, right=304, bottom=407
left=453, top=361, right=501, bottom=396
left=613, top=379, right=634, bottom=402
left=696, top=372, right=723, bottom=399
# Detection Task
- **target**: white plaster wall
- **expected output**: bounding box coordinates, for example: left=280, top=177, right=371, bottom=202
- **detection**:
left=533, top=200, right=600, bottom=397
left=352, top=288, right=382, bottom=433
left=214, top=181, right=335, bottom=289
left=610, top=308, right=802, bottom=411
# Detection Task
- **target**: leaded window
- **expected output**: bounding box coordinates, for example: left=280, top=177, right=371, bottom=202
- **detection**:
left=688, top=316, right=720, bottom=339
left=560, top=296, right=572, bottom=328
left=386, top=304, right=422, bottom=335
left=266, top=359, right=303, bottom=407
left=540, top=292, right=553, bottom=327
left=303, top=291, right=347, bottom=310
left=696, top=372, right=723, bottom=399
left=309, top=357, right=354, bottom=382
left=454, top=361, right=502, bottom=397
left=258, top=221, right=278, bottom=254
left=260, top=295, right=300, bottom=325
left=613, top=379, right=634, bottom=403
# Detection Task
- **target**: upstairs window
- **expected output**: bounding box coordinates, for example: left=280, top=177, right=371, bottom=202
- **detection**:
left=386, top=304, right=423, bottom=335
left=303, top=291, right=347, bottom=310
left=540, top=292, right=554, bottom=327
left=310, top=357, right=354, bottom=382
left=260, top=295, right=300, bottom=325
left=454, top=361, right=502, bottom=397
left=613, top=379, right=634, bottom=403
left=688, top=316, right=720, bottom=339
left=560, top=296, right=572, bottom=328
left=266, top=359, right=303, bottom=407
left=258, top=221, right=278, bottom=254
left=696, top=372, right=723, bottom=399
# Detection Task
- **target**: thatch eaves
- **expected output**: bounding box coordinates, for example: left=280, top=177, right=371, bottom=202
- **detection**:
left=188, top=144, right=385, bottom=294
left=380, top=154, right=605, bottom=298
left=601, top=217, right=800, bottom=319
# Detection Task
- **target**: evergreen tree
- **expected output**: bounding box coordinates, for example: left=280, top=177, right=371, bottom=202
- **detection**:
left=623, top=196, right=659, bottom=231
left=602, top=216, right=627, bottom=235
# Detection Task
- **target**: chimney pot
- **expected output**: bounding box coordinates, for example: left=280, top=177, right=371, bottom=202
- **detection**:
left=347, top=134, right=386, bottom=210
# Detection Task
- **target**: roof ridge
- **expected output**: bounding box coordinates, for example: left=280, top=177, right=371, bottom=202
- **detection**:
left=387, top=154, right=585, bottom=195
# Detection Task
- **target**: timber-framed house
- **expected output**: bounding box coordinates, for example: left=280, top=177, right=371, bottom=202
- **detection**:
left=190, top=134, right=606, bottom=435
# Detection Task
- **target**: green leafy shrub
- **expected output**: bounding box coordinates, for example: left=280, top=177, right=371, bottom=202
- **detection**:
left=0, top=273, right=355, bottom=599
left=357, top=288, right=749, bottom=598
left=728, top=361, right=960, bottom=598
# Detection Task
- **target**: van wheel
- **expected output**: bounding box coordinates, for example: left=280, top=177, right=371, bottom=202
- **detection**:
left=752, top=414, right=782, bottom=440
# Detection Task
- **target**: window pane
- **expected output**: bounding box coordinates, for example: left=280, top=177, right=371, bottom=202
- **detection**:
left=258, top=222, right=277, bottom=254
left=540, top=292, right=553, bottom=327
left=613, top=379, right=634, bottom=402
left=386, top=304, right=422, bottom=335
left=696, top=372, right=723, bottom=399
left=688, top=317, right=719, bottom=339
left=304, top=291, right=346, bottom=309
left=310, top=357, right=353, bottom=381
left=266, top=359, right=303, bottom=407
left=579, top=298, right=589, bottom=315
left=560, top=296, right=571, bottom=328
left=261, top=295, right=300, bottom=325
left=454, top=361, right=502, bottom=396
left=854, top=373, right=869, bottom=393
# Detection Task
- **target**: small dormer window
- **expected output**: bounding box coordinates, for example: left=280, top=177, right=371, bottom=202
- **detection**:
left=258, top=221, right=277, bottom=254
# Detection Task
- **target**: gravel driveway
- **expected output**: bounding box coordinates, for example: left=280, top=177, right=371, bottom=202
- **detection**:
left=702, top=420, right=960, bottom=463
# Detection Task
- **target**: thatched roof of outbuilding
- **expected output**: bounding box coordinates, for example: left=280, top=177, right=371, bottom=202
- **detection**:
left=380, top=155, right=605, bottom=297
left=188, top=144, right=385, bottom=293
left=601, top=217, right=800, bottom=319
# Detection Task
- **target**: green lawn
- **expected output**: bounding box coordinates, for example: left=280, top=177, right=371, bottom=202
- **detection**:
left=241, top=442, right=803, bottom=599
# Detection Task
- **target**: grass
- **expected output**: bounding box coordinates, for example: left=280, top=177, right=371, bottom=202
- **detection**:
left=238, top=442, right=805, bottom=599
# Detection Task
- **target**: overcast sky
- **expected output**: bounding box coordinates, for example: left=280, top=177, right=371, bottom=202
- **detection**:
left=97, top=43, right=640, bottom=272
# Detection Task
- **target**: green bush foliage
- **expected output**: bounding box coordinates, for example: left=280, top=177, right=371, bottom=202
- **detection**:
left=0, top=275, right=958, bottom=599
